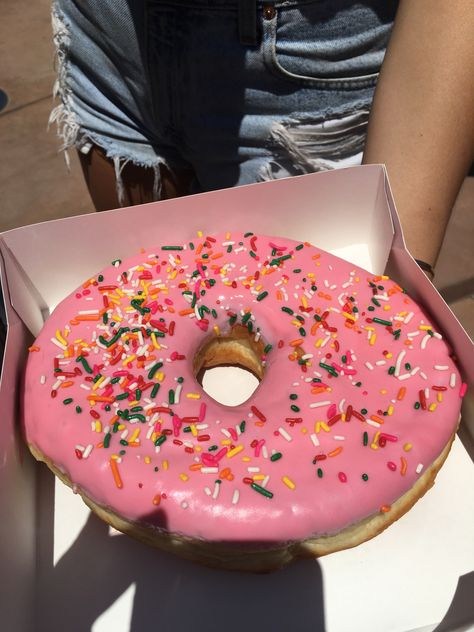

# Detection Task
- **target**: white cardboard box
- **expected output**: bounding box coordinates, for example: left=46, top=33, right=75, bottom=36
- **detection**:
left=1, top=165, right=473, bottom=632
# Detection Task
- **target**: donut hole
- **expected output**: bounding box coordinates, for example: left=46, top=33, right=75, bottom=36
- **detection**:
left=194, top=325, right=265, bottom=407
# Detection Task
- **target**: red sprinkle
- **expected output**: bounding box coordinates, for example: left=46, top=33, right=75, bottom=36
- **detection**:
left=419, top=390, right=427, bottom=410
left=338, top=472, right=347, bottom=483
left=345, top=405, right=353, bottom=421
left=387, top=461, right=397, bottom=471
left=75, top=449, right=83, bottom=459
left=251, top=406, right=267, bottom=422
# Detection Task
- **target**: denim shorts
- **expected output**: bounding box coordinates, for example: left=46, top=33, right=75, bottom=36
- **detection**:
left=51, top=0, right=399, bottom=202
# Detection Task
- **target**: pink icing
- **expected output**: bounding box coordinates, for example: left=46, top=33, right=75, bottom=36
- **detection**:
left=24, top=232, right=463, bottom=545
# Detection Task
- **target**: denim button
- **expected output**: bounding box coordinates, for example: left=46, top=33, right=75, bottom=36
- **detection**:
left=263, top=5, right=276, bottom=20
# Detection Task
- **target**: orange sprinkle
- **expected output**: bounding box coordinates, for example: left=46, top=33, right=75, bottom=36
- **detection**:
left=74, top=314, right=100, bottom=321
left=152, top=494, right=161, bottom=506
left=86, top=395, right=115, bottom=403
left=211, top=252, right=223, bottom=260
left=60, top=381, right=74, bottom=388
left=195, top=243, right=203, bottom=255
left=189, top=463, right=202, bottom=471
left=397, top=387, right=406, bottom=401
left=328, top=447, right=343, bottom=457
left=370, top=415, right=384, bottom=425
left=28, top=345, right=40, bottom=352
left=317, top=291, right=332, bottom=301
left=380, top=505, right=391, bottom=513
left=179, top=308, right=194, bottom=316
left=290, top=338, right=304, bottom=347
left=110, top=459, right=123, bottom=489
left=400, top=456, right=407, bottom=476
left=312, top=254, right=321, bottom=260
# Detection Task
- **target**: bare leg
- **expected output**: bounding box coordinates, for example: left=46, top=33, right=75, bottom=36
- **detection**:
left=78, top=144, right=195, bottom=211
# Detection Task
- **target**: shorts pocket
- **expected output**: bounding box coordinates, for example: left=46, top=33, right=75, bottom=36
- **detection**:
left=261, top=2, right=393, bottom=90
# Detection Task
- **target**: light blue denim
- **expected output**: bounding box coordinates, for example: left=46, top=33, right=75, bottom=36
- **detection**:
left=51, top=0, right=399, bottom=200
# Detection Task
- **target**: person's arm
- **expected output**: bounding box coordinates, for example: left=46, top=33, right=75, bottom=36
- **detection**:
left=362, top=0, right=474, bottom=269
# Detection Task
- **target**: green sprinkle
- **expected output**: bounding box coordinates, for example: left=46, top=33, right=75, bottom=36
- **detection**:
left=247, top=321, right=253, bottom=334
left=393, top=329, right=401, bottom=339
left=113, top=421, right=120, bottom=433
left=270, top=452, right=282, bottom=462
left=208, top=445, right=218, bottom=451
left=115, top=392, right=129, bottom=401
left=388, top=366, right=396, bottom=375
left=154, top=466, right=159, bottom=472
left=250, top=482, right=273, bottom=498
left=98, top=274, right=104, bottom=282
left=295, top=244, right=304, bottom=251
left=244, top=232, right=254, bottom=238
left=102, top=313, right=108, bottom=325
left=211, top=309, right=218, bottom=319
left=161, top=245, right=183, bottom=251
left=130, top=406, right=143, bottom=412
left=290, top=404, right=300, bottom=412
left=256, top=291, right=268, bottom=301
left=363, top=432, right=369, bottom=446
left=367, top=306, right=375, bottom=312
left=240, top=420, right=246, bottom=433
left=229, top=315, right=237, bottom=326
left=372, top=317, right=392, bottom=327
left=362, top=473, right=369, bottom=481
left=355, top=381, right=362, bottom=387
left=414, top=402, right=421, bottom=409
left=282, top=307, right=294, bottom=315
left=341, top=355, right=347, bottom=364
left=227, top=245, right=232, bottom=253
left=189, top=242, right=195, bottom=250
left=75, top=406, right=82, bottom=414
left=151, top=383, right=160, bottom=399
left=372, top=298, right=381, bottom=307
left=177, top=377, right=184, bottom=384
left=148, top=362, right=163, bottom=379
left=242, top=312, right=252, bottom=324
left=317, top=468, right=323, bottom=478
left=249, top=251, right=257, bottom=259
left=154, top=435, right=167, bottom=447
left=293, top=268, right=302, bottom=274
left=111, top=259, right=122, bottom=266
left=120, top=439, right=128, bottom=446
left=289, top=394, right=298, bottom=400
left=361, top=408, right=368, bottom=415
left=76, top=355, right=93, bottom=374
left=299, top=327, right=306, bottom=337
left=128, top=414, right=146, bottom=423
left=319, top=362, right=338, bottom=377
left=169, top=389, right=175, bottom=405
left=63, top=398, right=73, bottom=405
left=183, top=426, right=191, bottom=433
left=405, top=363, right=411, bottom=370
left=270, top=254, right=292, bottom=266
left=427, top=329, right=434, bottom=337
left=103, top=433, right=111, bottom=448
left=263, top=344, right=273, bottom=354
left=135, top=389, right=142, bottom=401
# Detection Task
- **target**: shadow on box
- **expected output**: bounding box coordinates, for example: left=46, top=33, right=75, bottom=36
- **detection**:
left=35, top=467, right=326, bottom=632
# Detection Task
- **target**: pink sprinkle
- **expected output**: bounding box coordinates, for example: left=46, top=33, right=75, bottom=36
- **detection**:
left=195, top=320, right=209, bottom=331
left=172, top=414, right=182, bottom=437
left=199, top=403, right=207, bottom=422
left=459, top=382, right=468, bottom=398
left=327, top=404, right=337, bottom=419
left=147, top=301, right=159, bottom=314
left=269, top=242, right=287, bottom=251
left=380, top=433, right=398, bottom=442
left=75, top=293, right=82, bottom=299
left=228, top=427, right=238, bottom=441
left=170, top=351, right=178, bottom=361
left=201, top=453, right=217, bottom=467
left=346, top=351, right=352, bottom=363
left=255, top=439, right=265, bottom=457
left=164, top=298, right=173, bottom=306
left=332, top=363, right=343, bottom=373
left=214, top=447, right=228, bottom=462
left=154, top=422, right=162, bottom=433
left=338, top=472, right=347, bottom=483
left=197, top=263, right=206, bottom=278
left=343, top=368, right=357, bottom=376
left=387, top=461, right=397, bottom=471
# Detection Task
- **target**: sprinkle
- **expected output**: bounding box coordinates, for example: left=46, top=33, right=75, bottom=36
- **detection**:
left=416, top=463, right=424, bottom=474
left=282, top=476, right=296, bottom=490
left=278, top=427, right=292, bottom=441
left=110, top=459, right=123, bottom=488
left=338, top=472, right=347, bottom=483
left=256, top=291, right=268, bottom=301
left=232, top=489, right=240, bottom=505
left=309, top=400, right=331, bottom=409
left=459, top=382, right=468, bottom=398
left=450, top=373, right=457, bottom=388
left=270, top=452, right=282, bottom=462
left=226, top=445, right=244, bottom=458
left=251, top=482, right=273, bottom=498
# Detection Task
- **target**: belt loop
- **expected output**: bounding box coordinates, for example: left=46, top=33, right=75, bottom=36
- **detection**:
left=238, top=0, right=257, bottom=46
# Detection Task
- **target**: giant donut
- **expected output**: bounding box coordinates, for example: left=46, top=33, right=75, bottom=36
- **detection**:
left=24, top=231, right=465, bottom=571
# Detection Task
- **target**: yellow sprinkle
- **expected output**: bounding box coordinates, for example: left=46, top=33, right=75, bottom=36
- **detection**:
left=156, top=372, right=165, bottom=382
left=383, top=305, right=391, bottom=311
left=226, top=445, right=244, bottom=458
left=385, top=352, right=393, bottom=359
left=151, top=332, right=161, bottom=350
left=91, top=375, right=106, bottom=391
left=118, top=424, right=125, bottom=431
left=186, top=393, right=201, bottom=399
left=122, top=355, right=136, bottom=366
left=144, top=456, right=151, bottom=464
left=225, top=232, right=231, bottom=239
left=403, top=443, right=413, bottom=452
left=282, top=476, right=296, bottom=490
left=419, top=325, right=433, bottom=331
left=369, top=334, right=377, bottom=346
left=197, top=230, right=203, bottom=237
left=301, top=427, right=308, bottom=434
left=221, top=439, right=232, bottom=446
left=94, top=421, right=102, bottom=433
left=429, top=403, right=437, bottom=412
left=387, top=405, right=394, bottom=416
left=55, top=330, right=68, bottom=346
left=252, top=474, right=265, bottom=481
left=301, top=295, right=308, bottom=308
left=130, top=428, right=140, bottom=442
left=315, top=421, right=330, bottom=433
left=437, top=393, right=443, bottom=402
left=213, top=325, right=220, bottom=335
left=342, top=312, right=356, bottom=321
left=169, top=270, right=178, bottom=280
left=162, top=460, right=169, bottom=470
left=242, top=456, right=251, bottom=462
left=371, top=431, right=381, bottom=450
left=180, top=473, right=189, bottom=481
left=315, top=338, right=323, bottom=348
left=111, top=454, right=120, bottom=461
left=190, top=424, right=198, bottom=437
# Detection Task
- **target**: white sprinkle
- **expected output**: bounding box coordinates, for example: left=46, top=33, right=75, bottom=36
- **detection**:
left=434, top=365, right=449, bottom=371
left=82, top=444, right=93, bottom=459
left=221, top=429, right=231, bottom=438
left=212, top=482, right=220, bottom=499
left=404, top=312, right=415, bottom=324
left=394, top=350, right=406, bottom=377
left=334, top=436, right=345, bottom=441
left=373, top=294, right=389, bottom=301
left=194, top=304, right=201, bottom=320
left=410, top=366, right=420, bottom=376
left=52, top=379, right=63, bottom=390
left=262, top=445, right=269, bottom=459
left=407, top=331, right=420, bottom=338
left=40, top=375, right=46, bottom=385
left=174, top=383, right=182, bottom=404
left=310, top=433, right=320, bottom=447
left=425, top=387, right=430, bottom=399
left=416, top=463, right=424, bottom=474
left=78, top=310, right=100, bottom=315
left=420, top=334, right=431, bottom=349
left=309, top=400, right=331, bottom=409
left=232, top=489, right=240, bottom=505
left=301, top=354, right=313, bottom=360
left=247, top=467, right=260, bottom=473
left=204, top=487, right=212, bottom=496
left=450, top=373, right=457, bottom=388
left=342, top=281, right=353, bottom=289
left=366, top=419, right=382, bottom=428
left=397, top=373, right=412, bottom=381
left=375, top=360, right=386, bottom=366
left=278, top=427, right=292, bottom=441
left=365, top=362, right=374, bottom=370
left=320, top=335, right=331, bottom=347
left=261, top=475, right=270, bottom=488
left=339, top=399, right=346, bottom=413
left=181, top=502, right=189, bottom=509
left=75, top=444, right=85, bottom=452
left=120, top=430, right=129, bottom=440
left=201, top=467, right=219, bottom=474
left=50, top=338, right=66, bottom=350
left=420, top=371, right=428, bottom=380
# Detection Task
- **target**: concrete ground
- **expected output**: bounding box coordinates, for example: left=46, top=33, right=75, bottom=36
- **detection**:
left=1, top=0, right=473, bottom=337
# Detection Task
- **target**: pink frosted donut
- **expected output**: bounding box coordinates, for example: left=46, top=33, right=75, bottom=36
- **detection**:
left=24, top=231, right=465, bottom=571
